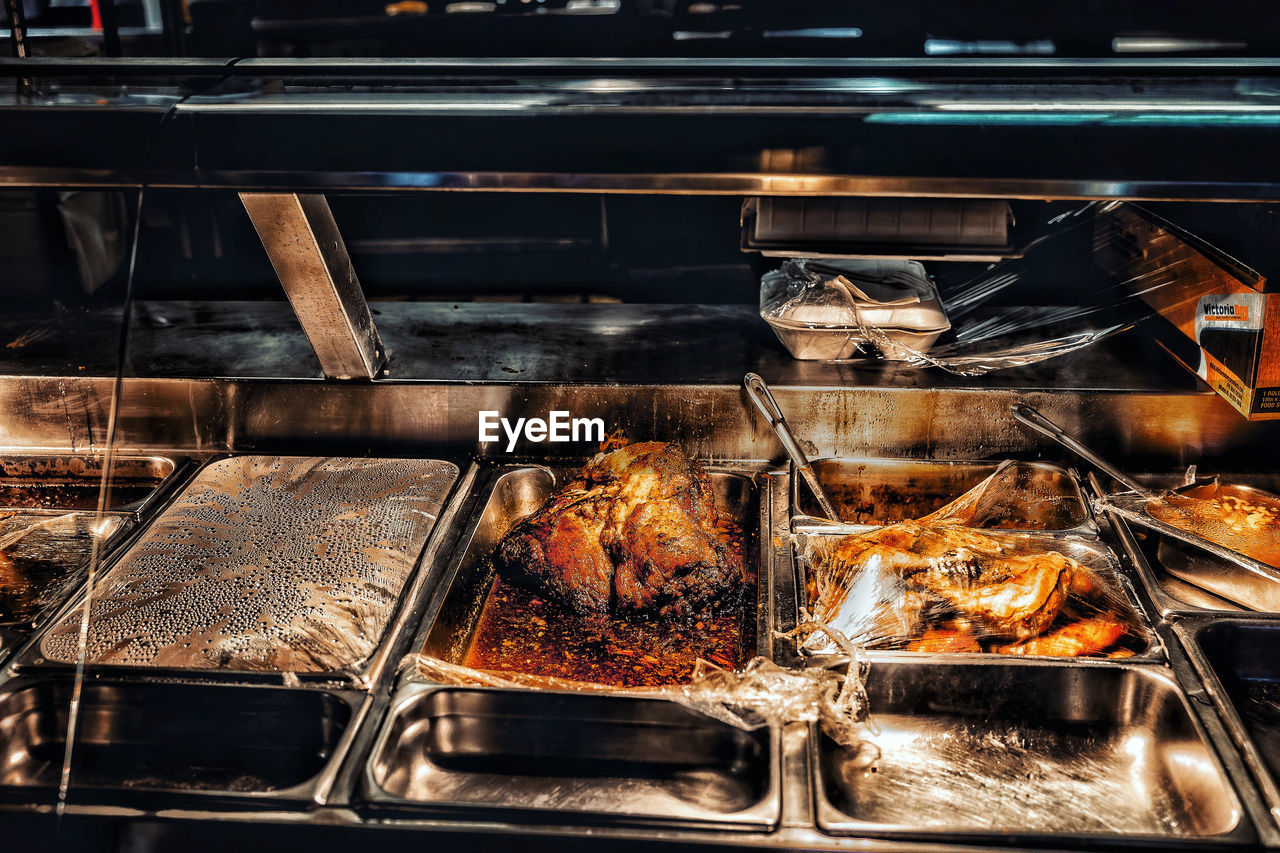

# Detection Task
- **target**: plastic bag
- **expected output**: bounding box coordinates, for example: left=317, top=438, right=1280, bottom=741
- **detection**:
left=416, top=646, right=877, bottom=751
left=799, top=461, right=1148, bottom=657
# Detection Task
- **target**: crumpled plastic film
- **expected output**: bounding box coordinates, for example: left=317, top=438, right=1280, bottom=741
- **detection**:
left=761, top=203, right=1172, bottom=375
left=416, top=636, right=878, bottom=753
left=800, top=462, right=1148, bottom=657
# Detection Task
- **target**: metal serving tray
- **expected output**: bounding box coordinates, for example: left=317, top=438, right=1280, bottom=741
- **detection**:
left=0, top=678, right=364, bottom=808
left=25, top=455, right=460, bottom=685
left=415, top=462, right=769, bottom=685
left=362, top=683, right=780, bottom=830
left=0, top=511, right=131, bottom=666
left=0, top=453, right=182, bottom=514
left=814, top=656, right=1246, bottom=844
left=791, top=458, right=1094, bottom=537
left=783, top=530, right=1158, bottom=663
left=1175, top=618, right=1280, bottom=837
left=1092, top=472, right=1280, bottom=615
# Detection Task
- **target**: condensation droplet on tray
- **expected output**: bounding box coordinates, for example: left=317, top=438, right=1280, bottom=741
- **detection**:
left=40, top=456, right=458, bottom=675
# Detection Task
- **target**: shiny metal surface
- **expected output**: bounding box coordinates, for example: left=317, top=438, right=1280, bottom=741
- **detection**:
left=0, top=452, right=181, bottom=514
left=0, top=678, right=363, bottom=806
left=744, top=373, right=838, bottom=522
left=1091, top=472, right=1280, bottom=615
left=1011, top=403, right=1153, bottom=496
left=790, top=458, right=1093, bottom=537
left=1107, top=484, right=1280, bottom=613
left=239, top=193, right=387, bottom=380
left=363, top=684, right=780, bottom=829
left=814, top=657, right=1244, bottom=841
left=0, top=511, right=130, bottom=668
left=28, top=456, right=460, bottom=684
left=415, top=462, right=769, bottom=669
left=1175, top=618, right=1280, bottom=839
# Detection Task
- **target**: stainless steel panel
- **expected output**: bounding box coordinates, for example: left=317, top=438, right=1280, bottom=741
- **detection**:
left=1176, top=618, right=1280, bottom=839
left=240, top=193, right=387, bottom=381
left=415, top=463, right=767, bottom=685
left=31, top=456, right=460, bottom=683
left=791, top=458, right=1093, bottom=537
left=363, top=683, right=780, bottom=830
left=814, top=657, right=1244, bottom=842
left=0, top=678, right=363, bottom=807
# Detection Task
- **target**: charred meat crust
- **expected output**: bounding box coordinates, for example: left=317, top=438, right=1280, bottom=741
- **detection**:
left=495, top=443, right=744, bottom=619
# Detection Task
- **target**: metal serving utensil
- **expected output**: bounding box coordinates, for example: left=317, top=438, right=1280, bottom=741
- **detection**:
left=743, top=373, right=841, bottom=522
left=1009, top=403, right=1156, bottom=497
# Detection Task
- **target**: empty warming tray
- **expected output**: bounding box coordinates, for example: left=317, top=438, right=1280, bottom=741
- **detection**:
left=815, top=658, right=1244, bottom=843
left=0, top=453, right=180, bottom=513
left=1177, top=618, right=1280, bottom=835
left=0, top=679, right=360, bottom=807
left=792, top=459, right=1092, bottom=536
left=32, top=456, right=459, bottom=680
left=417, top=464, right=762, bottom=688
left=364, top=684, right=779, bottom=830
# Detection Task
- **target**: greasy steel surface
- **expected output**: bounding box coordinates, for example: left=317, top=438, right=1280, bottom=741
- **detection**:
left=791, top=458, right=1092, bottom=536
left=0, top=453, right=177, bottom=512
left=365, top=684, right=779, bottom=829
left=0, top=512, right=129, bottom=628
left=419, top=465, right=762, bottom=686
left=239, top=194, right=387, bottom=380
left=1097, top=472, right=1280, bottom=614
left=815, top=658, right=1242, bottom=840
left=0, top=679, right=359, bottom=805
left=1177, top=619, right=1280, bottom=837
left=37, top=456, right=458, bottom=677
left=788, top=531, right=1155, bottom=660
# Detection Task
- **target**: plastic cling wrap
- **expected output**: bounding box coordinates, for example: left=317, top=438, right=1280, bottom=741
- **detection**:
left=417, top=642, right=876, bottom=752
left=761, top=204, right=1164, bottom=374
left=800, top=462, right=1147, bottom=657
left=40, top=456, right=459, bottom=676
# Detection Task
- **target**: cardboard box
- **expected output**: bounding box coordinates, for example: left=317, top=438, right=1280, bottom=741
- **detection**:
left=1096, top=204, right=1280, bottom=420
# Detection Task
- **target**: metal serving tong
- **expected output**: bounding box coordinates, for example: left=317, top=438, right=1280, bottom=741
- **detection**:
left=743, top=373, right=841, bottom=522
left=1009, top=403, right=1155, bottom=497
left=1012, top=401, right=1280, bottom=610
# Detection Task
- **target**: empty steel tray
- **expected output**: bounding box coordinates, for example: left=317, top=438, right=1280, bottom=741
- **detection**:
left=791, top=458, right=1094, bottom=537
left=0, top=453, right=181, bottom=514
left=416, top=463, right=766, bottom=688
left=29, top=455, right=460, bottom=683
left=0, top=678, right=362, bottom=807
left=363, top=683, right=779, bottom=830
left=1176, top=618, right=1280, bottom=836
left=814, top=657, right=1245, bottom=843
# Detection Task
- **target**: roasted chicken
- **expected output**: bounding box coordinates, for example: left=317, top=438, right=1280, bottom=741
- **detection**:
left=811, top=520, right=1131, bottom=656
left=497, top=442, right=746, bottom=619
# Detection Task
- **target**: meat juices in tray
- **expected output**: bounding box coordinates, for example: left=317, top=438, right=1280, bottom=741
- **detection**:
left=799, top=462, right=1148, bottom=658
left=424, top=443, right=757, bottom=688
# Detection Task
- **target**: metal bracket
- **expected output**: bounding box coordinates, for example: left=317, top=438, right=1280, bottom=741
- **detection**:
left=240, top=192, right=387, bottom=380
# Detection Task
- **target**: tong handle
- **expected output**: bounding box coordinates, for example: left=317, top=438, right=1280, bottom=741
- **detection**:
left=744, top=373, right=842, bottom=522
left=1010, top=403, right=1153, bottom=497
